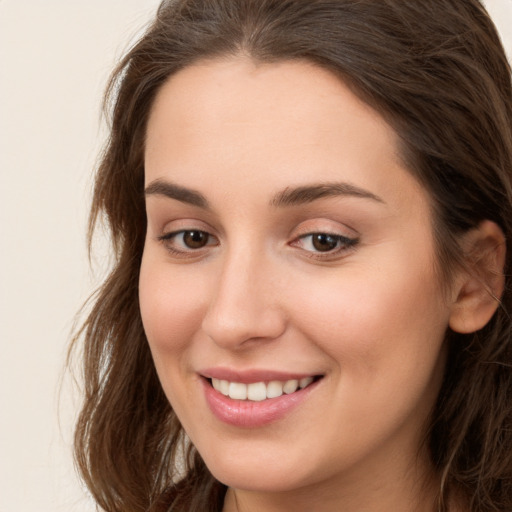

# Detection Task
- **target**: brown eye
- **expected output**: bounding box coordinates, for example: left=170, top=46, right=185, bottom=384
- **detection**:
left=158, top=229, right=218, bottom=257
left=182, top=230, right=210, bottom=249
left=311, top=233, right=339, bottom=252
left=293, top=232, right=359, bottom=258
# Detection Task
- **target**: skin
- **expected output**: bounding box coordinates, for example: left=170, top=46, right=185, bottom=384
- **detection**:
left=140, top=57, right=473, bottom=511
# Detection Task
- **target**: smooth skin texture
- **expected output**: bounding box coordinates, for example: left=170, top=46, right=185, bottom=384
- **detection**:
left=140, top=58, right=504, bottom=512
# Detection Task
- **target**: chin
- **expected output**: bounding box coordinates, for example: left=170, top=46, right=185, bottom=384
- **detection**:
left=208, top=463, right=307, bottom=493
left=196, top=441, right=326, bottom=493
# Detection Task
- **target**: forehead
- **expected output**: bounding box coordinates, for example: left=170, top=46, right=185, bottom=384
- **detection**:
left=144, top=57, right=427, bottom=213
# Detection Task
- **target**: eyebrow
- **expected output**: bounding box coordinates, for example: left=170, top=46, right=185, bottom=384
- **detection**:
left=270, top=182, right=384, bottom=207
left=144, top=179, right=210, bottom=208
left=144, top=179, right=384, bottom=209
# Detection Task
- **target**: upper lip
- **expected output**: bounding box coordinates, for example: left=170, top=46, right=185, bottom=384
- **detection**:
left=199, top=367, right=322, bottom=384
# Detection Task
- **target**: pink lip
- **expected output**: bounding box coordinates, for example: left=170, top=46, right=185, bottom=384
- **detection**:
left=200, top=370, right=321, bottom=428
left=200, top=367, right=318, bottom=384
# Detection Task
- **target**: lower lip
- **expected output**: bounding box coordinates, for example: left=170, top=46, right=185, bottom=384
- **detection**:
left=202, top=378, right=320, bottom=428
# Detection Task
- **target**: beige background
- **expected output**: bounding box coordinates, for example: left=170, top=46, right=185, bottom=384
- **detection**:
left=0, top=1, right=510, bottom=511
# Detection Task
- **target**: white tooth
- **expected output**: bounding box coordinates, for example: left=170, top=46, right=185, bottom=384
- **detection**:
left=212, top=378, right=221, bottom=391
left=219, top=380, right=230, bottom=396
left=229, top=382, right=248, bottom=400
left=247, top=382, right=267, bottom=401
left=283, top=379, right=299, bottom=394
left=266, top=381, right=284, bottom=398
left=299, top=377, right=314, bottom=389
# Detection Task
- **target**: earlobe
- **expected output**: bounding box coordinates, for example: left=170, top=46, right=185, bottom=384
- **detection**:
left=449, top=220, right=506, bottom=334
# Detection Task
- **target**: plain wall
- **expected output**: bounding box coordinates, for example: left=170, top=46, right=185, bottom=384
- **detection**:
left=0, top=1, right=510, bottom=511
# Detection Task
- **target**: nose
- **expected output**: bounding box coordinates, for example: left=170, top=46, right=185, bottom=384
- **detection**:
left=201, top=251, right=287, bottom=350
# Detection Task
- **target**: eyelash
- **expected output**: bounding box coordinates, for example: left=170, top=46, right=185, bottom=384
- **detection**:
left=157, top=229, right=359, bottom=260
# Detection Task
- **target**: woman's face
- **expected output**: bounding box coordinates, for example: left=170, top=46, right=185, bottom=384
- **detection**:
left=140, top=58, right=454, bottom=496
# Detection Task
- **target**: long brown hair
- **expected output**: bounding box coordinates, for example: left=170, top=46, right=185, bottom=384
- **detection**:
left=70, top=1, right=512, bottom=510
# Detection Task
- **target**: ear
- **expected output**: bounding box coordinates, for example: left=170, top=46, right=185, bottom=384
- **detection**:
left=449, top=220, right=506, bottom=334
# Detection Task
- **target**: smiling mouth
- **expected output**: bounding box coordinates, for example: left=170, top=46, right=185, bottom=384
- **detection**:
left=207, top=376, right=323, bottom=402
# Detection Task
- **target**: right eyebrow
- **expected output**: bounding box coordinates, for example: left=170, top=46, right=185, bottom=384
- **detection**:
left=144, top=179, right=210, bottom=209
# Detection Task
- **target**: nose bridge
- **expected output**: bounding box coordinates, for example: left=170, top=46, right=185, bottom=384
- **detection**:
left=201, top=242, right=285, bottom=348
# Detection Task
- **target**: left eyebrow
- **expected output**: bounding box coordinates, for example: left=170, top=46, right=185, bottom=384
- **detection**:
left=270, top=182, right=385, bottom=207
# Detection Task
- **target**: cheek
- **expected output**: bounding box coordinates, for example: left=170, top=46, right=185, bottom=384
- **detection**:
left=139, top=252, right=208, bottom=362
left=292, top=258, right=450, bottom=383
left=139, top=252, right=213, bottom=424
left=285, top=261, right=450, bottom=462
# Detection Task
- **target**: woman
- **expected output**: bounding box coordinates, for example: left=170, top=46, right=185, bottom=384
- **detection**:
left=72, top=0, right=512, bottom=511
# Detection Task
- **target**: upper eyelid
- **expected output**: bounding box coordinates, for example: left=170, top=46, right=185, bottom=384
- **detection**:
left=291, top=220, right=359, bottom=239
left=157, top=218, right=218, bottom=235
left=297, top=231, right=357, bottom=240
left=158, top=228, right=217, bottom=241
left=295, top=228, right=356, bottom=237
